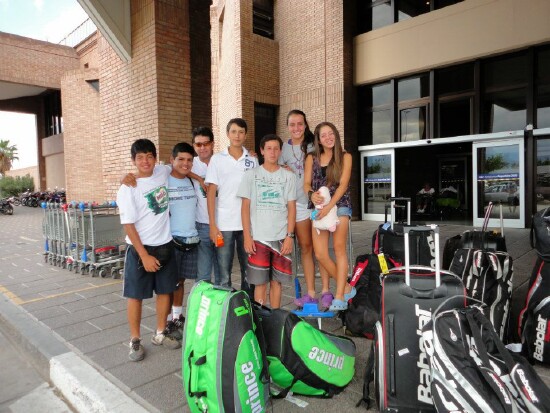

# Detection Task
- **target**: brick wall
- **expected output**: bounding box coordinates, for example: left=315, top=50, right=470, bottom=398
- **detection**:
left=97, top=0, right=192, bottom=199
left=0, top=32, right=79, bottom=88
left=61, top=68, right=105, bottom=202
left=190, top=0, right=212, bottom=129
left=76, top=32, right=99, bottom=70
left=99, top=1, right=159, bottom=199
left=210, top=0, right=244, bottom=149
left=155, top=0, right=192, bottom=160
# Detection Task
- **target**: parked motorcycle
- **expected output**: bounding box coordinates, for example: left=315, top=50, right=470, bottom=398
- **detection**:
left=0, top=199, right=14, bottom=215
left=7, top=195, right=21, bottom=206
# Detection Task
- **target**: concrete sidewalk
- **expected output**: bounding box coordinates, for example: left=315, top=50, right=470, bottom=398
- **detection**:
left=0, top=206, right=548, bottom=412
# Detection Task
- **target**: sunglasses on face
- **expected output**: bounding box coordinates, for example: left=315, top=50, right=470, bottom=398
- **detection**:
left=193, top=141, right=213, bottom=148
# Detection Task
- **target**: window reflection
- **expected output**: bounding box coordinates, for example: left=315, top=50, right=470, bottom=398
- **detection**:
left=536, top=138, right=550, bottom=209
left=477, top=145, right=520, bottom=219
left=400, top=106, right=427, bottom=141
left=364, top=154, right=392, bottom=214
left=482, top=89, right=527, bottom=133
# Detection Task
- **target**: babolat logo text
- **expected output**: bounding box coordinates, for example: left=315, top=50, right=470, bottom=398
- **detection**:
left=534, top=314, right=548, bottom=362
left=241, top=361, right=263, bottom=413
left=308, top=347, right=344, bottom=370
left=195, top=295, right=211, bottom=336
left=416, top=304, right=433, bottom=404
left=517, top=368, right=539, bottom=403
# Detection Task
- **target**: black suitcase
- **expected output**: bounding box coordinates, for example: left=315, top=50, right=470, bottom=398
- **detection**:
left=373, top=198, right=436, bottom=266
left=373, top=225, right=465, bottom=413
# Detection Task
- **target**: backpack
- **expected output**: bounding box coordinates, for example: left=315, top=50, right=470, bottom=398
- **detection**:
left=340, top=253, right=400, bottom=339
left=519, top=257, right=550, bottom=365
left=449, top=248, right=513, bottom=341
left=254, top=305, right=356, bottom=398
left=531, top=207, right=550, bottom=260
left=182, top=282, right=270, bottom=413
left=423, top=305, right=550, bottom=413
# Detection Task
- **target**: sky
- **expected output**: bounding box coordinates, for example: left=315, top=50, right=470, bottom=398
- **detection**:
left=0, top=0, right=88, bottom=169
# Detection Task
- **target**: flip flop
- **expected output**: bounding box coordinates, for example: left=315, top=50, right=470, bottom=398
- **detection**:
left=329, top=299, right=348, bottom=312
left=344, top=286, right=357, bottom=302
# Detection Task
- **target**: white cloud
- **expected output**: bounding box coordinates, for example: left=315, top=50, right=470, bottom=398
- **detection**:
left=34, top=0, right=44, bottom=11
left=40, top=2, right=89, bottom=43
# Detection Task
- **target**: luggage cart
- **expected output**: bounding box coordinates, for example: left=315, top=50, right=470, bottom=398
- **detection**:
left=293, top=220, right=354, bottom=328
left=74, top=202, right=125, bottom=278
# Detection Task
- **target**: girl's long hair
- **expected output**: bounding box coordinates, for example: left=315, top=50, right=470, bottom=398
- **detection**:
left=313, top=122, right=344, bottom=187
left=286, top=109, right=314, bottom=157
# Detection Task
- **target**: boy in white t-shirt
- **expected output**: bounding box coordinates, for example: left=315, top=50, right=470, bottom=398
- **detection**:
left=238, top=134, right=297, bottom=308
left=205, top=118, right=257, bottom=296
left=116, top=139, right=180, bottom=362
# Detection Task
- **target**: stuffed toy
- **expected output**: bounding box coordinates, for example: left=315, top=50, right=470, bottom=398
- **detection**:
left=311, top=186, right=339, bottom=234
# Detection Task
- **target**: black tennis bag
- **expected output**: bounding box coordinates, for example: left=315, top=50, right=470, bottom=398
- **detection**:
left=531, top=207, right=550, bottom=260
left=519, top=257, right=550, bottom=365
left=442, top=202, right=507, bottom=270
left=340, top=253, right=400, bottom=339
left=449, top=248, right=513, bottom=341
left=423, top=305, right=550, bottom=413
left=254, top=305, right=356, bottom=398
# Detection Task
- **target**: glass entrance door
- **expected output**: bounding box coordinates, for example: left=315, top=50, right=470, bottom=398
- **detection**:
left=361, top=149, right=395, bottom=221
left=473, top=139, right=524, bottom=228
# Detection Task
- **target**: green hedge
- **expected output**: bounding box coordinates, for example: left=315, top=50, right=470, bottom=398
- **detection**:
left=0, top=174, right=35, bottom=197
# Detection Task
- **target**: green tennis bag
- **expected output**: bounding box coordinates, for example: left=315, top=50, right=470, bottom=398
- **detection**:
left=183, top=281, right=269, bottom=413
left=255, top=305, right=356, bottom=398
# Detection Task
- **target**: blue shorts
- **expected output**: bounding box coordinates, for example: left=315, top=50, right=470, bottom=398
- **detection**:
left=337, top=206, right=352, bottom=217
left=122, top=242, right=178, bottom=299
left=174, top=246, right=198, bottom=280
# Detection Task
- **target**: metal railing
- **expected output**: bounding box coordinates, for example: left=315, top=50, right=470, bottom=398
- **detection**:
left=58, top=17, right=97, bottom=48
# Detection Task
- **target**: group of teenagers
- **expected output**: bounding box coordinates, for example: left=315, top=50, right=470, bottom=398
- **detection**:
left=116, top=110, right=356, bottom=361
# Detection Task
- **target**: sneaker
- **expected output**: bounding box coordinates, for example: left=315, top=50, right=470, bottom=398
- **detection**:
left=170, top=315, right=185, bottom=340
left=151, top=329, right=182, bottom=349
left=294, top=294, right=318, bottom=308
left=165, top=319, right=182, bottom=341
left=129, top=338, right=145, bottom=362
left=319, top=292, right=334, bottom=311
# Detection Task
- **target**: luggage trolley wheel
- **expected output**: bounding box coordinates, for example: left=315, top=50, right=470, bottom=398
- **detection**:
left=98, top=268, right=108, bottom=278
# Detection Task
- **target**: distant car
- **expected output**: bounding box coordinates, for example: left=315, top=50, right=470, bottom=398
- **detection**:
left=484, top=183, right=519, bottom=204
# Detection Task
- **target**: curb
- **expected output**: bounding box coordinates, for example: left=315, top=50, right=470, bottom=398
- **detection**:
left=0, top=295, right=150, bottom=413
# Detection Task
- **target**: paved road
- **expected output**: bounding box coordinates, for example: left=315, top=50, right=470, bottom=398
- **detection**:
left=0, top=328, right=73, bottom=413
left=0, top=206, right=548, bottom=412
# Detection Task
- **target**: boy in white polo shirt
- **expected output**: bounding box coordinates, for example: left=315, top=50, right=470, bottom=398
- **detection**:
left=206, top=118, right=257, bottom=295
left=116, top=139, right=180, bottom=362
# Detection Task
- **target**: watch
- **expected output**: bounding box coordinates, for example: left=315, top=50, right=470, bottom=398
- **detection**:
left=286, top=232, right=295, bottom=239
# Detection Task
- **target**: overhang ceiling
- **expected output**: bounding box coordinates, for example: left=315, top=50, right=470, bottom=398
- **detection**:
left=77, top=0, right=131, bottom=62
left=0, top=81, right=47, bottom=101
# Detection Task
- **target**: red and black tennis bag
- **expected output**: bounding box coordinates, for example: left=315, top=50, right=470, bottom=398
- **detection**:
left=519, top=257, right=550, bottom=365
left=423, top=305, right=550, bottom=413
left=340, top=253, right=400, bottom=339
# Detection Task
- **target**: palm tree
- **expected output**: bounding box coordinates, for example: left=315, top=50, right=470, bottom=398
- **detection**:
left=0, top=140, right=19, bottom=176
